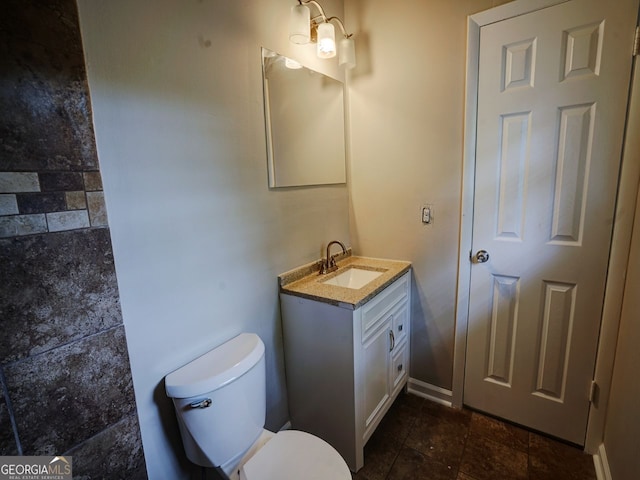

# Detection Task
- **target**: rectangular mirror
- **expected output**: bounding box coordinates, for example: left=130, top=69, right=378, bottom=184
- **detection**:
left=262, top=48, right=346, bottom=188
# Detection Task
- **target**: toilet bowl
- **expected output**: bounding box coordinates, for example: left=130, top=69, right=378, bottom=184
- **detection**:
left=165, top=333, right=351, bottom=480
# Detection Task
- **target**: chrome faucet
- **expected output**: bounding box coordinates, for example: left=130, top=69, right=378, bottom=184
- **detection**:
left=320, top=240, right=347, bottom=275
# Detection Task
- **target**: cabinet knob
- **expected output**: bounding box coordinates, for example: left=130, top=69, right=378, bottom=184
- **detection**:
left=397, top=364, right=403, bottom=372
left=398, top=324, right=403, bottom=332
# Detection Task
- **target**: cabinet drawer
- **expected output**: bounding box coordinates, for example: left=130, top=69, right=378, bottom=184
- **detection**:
left=391, top=340, right=409, bottom=392
left=361, top=273, right=409, bottom=342
left=392, top=301, right=409, bottom=346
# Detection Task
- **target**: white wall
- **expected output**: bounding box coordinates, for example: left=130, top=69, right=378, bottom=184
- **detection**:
left=345, top=0, right=510, bottom=389
left=76, top=1, right=348, bottom=478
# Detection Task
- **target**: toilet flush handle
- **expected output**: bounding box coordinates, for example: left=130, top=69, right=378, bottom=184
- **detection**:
left=189, top=398, right=212, bottom=409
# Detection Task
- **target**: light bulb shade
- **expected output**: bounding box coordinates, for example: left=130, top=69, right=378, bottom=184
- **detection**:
left=339, top=37, right=356, bottom=69
left=316, top=22, right=336, bottom=58
left=289, top=5, right=310, bottom=44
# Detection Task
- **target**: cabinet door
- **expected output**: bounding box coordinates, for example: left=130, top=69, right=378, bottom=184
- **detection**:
left=363, top=319, right=392, bottom=432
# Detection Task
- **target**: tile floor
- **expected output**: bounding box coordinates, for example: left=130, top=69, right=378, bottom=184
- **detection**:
left=352, top=392, right=596, bottom=480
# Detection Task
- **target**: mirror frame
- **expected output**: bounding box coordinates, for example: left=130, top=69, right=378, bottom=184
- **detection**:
left=262, top=48, right=347, bottom=188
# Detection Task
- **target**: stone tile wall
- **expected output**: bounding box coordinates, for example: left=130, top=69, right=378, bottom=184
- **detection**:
left=0, top=171, right=107, bottom=237
left=0, top=1, right=147, bottom=477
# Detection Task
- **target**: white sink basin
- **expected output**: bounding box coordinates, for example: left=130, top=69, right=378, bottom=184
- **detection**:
left=322, top=267, right=384, bottom=289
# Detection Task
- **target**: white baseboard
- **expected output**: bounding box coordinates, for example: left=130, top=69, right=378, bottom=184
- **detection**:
left=407, top=377, right=453, bottom=407
left=593, top=443, right=612, bottom=480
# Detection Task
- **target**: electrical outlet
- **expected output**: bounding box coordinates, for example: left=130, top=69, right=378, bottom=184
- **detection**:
left=421, top=205, right=433, bottom=225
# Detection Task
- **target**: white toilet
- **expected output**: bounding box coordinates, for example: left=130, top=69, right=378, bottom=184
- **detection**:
left=165, top=333, right=351, bottom=480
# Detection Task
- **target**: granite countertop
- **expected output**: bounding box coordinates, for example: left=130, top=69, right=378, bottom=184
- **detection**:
left=278, top=254, right=411, bottom=310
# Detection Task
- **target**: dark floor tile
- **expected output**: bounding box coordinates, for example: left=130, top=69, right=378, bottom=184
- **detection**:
left=355, top=396, right=595, bottom=480
left=529, top=433, right=596, bottom=480
left=469, top=412, right=529, bottom=452
left=405, top=404, right=469, bottom=468
left=394, top=391, right=425, bottom=413
left=421, top=400, right=473, bottom=425
left=375, top=394, right=422, bottom=443
left=352, top=431, right=403, bottom=480
left=456, top=473, right=478, bottom=480
left=459, top=434, right=528, bottom=480
left=387, top=446, right=456, bottom=480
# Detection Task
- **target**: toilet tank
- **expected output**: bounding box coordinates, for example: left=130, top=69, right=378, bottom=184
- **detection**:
left=165, top=333, right=266, bottom=468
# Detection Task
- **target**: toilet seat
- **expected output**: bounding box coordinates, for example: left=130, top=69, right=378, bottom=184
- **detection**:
left=239, top=430, right=351, bottom=480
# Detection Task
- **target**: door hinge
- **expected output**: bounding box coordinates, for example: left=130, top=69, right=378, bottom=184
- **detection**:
left=589, top=380, right=599, bottom=404
left=634, top=26, right=640, bottom=56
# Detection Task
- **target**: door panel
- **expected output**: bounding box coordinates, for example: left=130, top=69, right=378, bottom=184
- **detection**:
left=464, top=0, right=638, bottom=444
left=535, top=281, right=575, bottom=401
left=486, top=274, right=519, bottom=386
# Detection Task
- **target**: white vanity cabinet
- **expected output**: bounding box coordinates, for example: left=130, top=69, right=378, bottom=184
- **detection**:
left=280, top=271, right=410, bottom=472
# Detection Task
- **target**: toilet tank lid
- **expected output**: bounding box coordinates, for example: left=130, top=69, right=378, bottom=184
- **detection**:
left=165, top=333, right=265, bottom=399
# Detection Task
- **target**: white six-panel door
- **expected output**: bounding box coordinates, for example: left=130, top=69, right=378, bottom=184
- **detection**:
left=464, top=0, right=638, bottom=444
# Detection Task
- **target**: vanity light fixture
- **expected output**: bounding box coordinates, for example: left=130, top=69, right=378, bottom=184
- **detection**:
left=289, top=0, right=356, bottom=69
